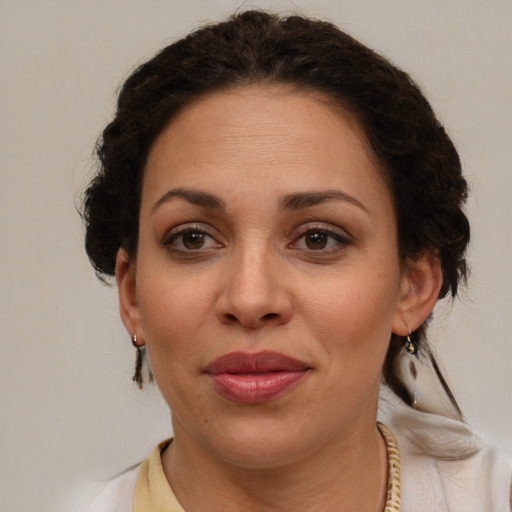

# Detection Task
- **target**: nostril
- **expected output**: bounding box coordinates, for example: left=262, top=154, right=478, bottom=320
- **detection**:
left=222, top=311, right=280, bottom=326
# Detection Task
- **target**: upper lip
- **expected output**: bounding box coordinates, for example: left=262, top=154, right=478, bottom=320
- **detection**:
left=204, top=350, right=310, bottom=374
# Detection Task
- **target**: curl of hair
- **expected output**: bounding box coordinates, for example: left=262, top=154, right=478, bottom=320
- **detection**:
left=82, top=10, right=470, bottom=401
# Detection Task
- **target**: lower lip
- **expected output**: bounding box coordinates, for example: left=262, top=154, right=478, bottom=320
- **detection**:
left=209, top=371, right=308, bottom=404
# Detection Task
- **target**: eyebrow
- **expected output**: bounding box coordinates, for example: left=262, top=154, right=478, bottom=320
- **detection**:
left=152, top=187, right=226, bottom=213
left=280, top=190, right=368, bottom=213
left=152, top=187, right=367, bottom=215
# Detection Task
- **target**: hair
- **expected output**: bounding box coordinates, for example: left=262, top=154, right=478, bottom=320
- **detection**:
left=82, top=10, right=469, bottom=409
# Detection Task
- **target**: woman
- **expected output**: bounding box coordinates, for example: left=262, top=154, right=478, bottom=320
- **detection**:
left=82, top=10, right=511, bottom=511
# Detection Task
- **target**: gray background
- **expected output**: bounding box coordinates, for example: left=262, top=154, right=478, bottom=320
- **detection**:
left=1, top=1, right=510, bottom=510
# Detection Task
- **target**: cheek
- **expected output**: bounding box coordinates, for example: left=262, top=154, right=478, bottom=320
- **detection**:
left=137, top=273, right=216, bottom=367
left=298, top=267, right=400, bottom=353
left=140, top=266, right=215, bottom=326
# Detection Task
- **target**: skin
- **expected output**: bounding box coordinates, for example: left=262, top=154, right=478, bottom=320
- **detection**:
left=117, top=85, right=442, bottom=511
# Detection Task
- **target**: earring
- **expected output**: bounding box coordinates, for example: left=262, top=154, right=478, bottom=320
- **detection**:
left=130, top=334, right=154, bottom=389
left=400, top=328, right=419, bottom=408
left=404, top=329, right=417, bottom=355
left=131, top=334, right=144, bottom=389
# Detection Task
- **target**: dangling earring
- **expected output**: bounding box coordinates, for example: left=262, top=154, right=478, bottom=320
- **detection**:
left=403, top=328, right=417, bottom=355
left=402, top=325, right=419, bottom=408
left=131, top=334, right=154, bottom=389
left=131, top=334, right=144, bottom=389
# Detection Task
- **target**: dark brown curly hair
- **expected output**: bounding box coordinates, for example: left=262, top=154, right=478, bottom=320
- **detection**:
left=82, top=10, right=469, bottom=408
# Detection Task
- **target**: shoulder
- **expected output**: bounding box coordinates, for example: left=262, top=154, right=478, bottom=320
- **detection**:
left=379, top=388, right=512, bottom=511
left=83, top=465, right=139, bottom=512
left=398, top=435, right=512, bottom=511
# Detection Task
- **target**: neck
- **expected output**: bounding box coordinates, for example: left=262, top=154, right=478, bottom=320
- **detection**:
left=162, top=419, right=388, bottom=512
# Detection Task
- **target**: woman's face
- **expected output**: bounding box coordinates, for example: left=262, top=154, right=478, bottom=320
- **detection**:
left=119, top=85, right=417, bottom=468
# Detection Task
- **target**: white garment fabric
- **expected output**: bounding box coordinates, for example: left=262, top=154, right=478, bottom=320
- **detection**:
left=85, top=389, right=512, bottom=511
left=378, top=387, right=512, bottom=511
left=85, top=466, right=138, bottom=512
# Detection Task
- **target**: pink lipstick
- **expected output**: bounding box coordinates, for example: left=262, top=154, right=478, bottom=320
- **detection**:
left=204, top=351, right=310, bottom=404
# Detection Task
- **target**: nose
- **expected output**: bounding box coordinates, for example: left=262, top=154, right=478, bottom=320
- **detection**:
left=215, top=245, right=293, bottom=329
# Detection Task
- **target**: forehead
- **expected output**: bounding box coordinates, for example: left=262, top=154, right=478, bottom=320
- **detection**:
left=148, top=85, right=368, bottom=158
left=142, top=84, right=390, bottom=209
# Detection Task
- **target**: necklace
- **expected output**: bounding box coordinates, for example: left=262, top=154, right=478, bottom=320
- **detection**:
left=377, top=422, right=401, bottom=511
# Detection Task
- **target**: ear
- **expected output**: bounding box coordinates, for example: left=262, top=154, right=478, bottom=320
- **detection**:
left=116, top=248, right=142, bottom=340
left=392, top=251, right=443, bottom=336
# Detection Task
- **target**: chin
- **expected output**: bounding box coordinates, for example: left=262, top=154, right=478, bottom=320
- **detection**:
left=198, top=410, right=334, bottom=470
left=214, top=429, right=308, bottom=470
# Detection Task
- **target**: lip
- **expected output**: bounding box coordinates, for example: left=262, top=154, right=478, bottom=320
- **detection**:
left=204, top=350, right=310, bottom=404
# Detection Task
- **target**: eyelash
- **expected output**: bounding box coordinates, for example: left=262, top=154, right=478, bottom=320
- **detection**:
left=289, top=225, right=352, bottom=255
left=162, top=224, right=222, bottom=254
left=161, top=223, right=352, bottom=257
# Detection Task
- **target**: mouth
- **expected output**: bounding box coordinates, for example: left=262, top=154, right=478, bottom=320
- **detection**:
left=204, top=350, right=310, bottom=404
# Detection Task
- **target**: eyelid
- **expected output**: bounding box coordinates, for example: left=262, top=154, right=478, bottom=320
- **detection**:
left=161, top=222, right=224, bottom=248
left=288, top=222, right=353, bottom=252
left=292, top=222, right=352, bottom=241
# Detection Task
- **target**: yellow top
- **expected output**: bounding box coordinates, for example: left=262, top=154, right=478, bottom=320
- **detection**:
left=134, top=439, right=183, bottom=512
left=134, top=423, right=401, bottom=512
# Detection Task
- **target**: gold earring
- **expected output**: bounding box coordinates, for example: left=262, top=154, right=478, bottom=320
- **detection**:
left=404, top=329, right=417, bottom=355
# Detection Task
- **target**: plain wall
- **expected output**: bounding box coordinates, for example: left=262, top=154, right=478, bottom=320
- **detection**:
left=1, top=1, right=510, bottom=510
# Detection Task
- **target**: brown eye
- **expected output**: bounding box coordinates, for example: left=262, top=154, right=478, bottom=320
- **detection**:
left=165, top=228, right=221, bottom=252
left=182, top=232, right=206, bottom=249
left=289, top=227, right=351, bottom=254
left=305, top=232, right=328, bottom=250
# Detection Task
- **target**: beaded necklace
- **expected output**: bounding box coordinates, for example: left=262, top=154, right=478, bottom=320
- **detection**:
left=377, top=423, right=401, bottom=511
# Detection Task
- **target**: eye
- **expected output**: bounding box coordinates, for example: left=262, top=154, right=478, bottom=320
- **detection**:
left=163, top=226, right=222, bottom=252
left=290, top=227, right=351, bottom=253
left=303, top=231, right=331, bottom=250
